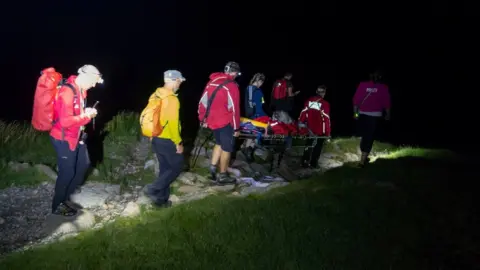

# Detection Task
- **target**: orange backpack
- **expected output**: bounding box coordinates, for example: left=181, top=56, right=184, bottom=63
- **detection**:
left=139, top=90, right=172, bottom=137
left=31, top=67, right=64, bottom=131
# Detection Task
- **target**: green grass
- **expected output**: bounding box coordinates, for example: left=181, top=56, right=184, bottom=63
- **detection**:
left=0, top=112, right=142, bottom=189
left=1, top=148, right=477, bottom=269
left=322, top=136, right=399, bottom=155
left=0, top=161, right=52, bottom=189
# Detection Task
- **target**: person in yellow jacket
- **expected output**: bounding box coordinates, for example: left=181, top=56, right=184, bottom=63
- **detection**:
left=145, top=70, right=185, bottom=208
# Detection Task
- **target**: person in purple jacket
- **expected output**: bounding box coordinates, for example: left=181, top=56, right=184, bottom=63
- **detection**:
left=353, top=70, right=391, bottom=167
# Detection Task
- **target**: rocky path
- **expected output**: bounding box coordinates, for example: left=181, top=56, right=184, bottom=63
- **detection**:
left=0, top=138, right=366, bottom=256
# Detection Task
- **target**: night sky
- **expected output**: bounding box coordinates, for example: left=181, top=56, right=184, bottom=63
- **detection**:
left=0, top=2, right=475, bottom=152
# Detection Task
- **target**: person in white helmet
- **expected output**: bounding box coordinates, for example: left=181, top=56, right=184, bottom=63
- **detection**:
left=49, top=64, right=103, bottom=216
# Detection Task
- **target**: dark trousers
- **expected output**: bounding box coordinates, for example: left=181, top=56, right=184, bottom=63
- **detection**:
left=302, top=138, right=325, bottom=166
left=51, top=136, right=90, bottom=212
left=357, top=114, right=381, bottom=154
left=151, top=137, right=184, bottom=204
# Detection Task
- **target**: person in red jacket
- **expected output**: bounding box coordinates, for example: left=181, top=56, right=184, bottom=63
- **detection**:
left=50, top=65, right=103, bottom=216
left=270, top=72, right=300, bottom=113
left=198, top=61, right=241, bottom=184
left=298, top=85, right=331, bottom=168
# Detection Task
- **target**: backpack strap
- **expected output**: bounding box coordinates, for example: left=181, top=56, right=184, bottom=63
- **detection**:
left=56, top=83, right=78, bottom=141
left=158, top=94, right=175, bottom=131
left=201, top=79, right=234, bottom=123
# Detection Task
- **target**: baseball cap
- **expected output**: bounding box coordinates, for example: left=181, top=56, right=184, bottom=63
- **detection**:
left=164, top=70, right=186, bottom=82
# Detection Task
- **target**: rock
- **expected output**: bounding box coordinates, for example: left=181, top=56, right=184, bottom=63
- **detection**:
left=318, top=156, right=343, bottom=170
left=344, top=153, right=360, bottom=162
left=144, top=159, right=156, bottom=170
left=121, top=202, right=140, bottom=217
left=46, top=210, right=96, bottom=236
left=177, top=172, right=197, bottom=185
left=34, top=164, right=57, bottom=180
left=249, top=163, right=270, bottom=175
left=104, top=184, right=121, bottom=195
left=0, top=217, right=4, bottom=225
left=227, top=167, right=242, bottom=177
left=92, top=168, right=100, bottom=177
left=254, top=148, right=269, bottom=161
left=70, top=184, right=111, bottom=209
left=209, top=184, right=235, bottom=192
left=135, top=194, right=152, bottom=206
left=59, top=232, right=78, bottom=241
left=8, top=162, right=30, bottom=172
left=177, top=185, right=203, bottom=194
left=169, top=194, right=180, bottom=203
left=276, top=166, right=298, bottom=182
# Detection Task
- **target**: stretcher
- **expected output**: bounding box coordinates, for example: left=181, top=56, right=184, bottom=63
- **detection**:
left=238, top=117, right=330, bottom=172
left=190, top=117, right=330, bottom=173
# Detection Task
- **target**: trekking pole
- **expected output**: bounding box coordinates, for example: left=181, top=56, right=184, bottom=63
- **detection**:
left=92, top=101, right=99, bottom=131
left=191, top=124, right=213, bottom=168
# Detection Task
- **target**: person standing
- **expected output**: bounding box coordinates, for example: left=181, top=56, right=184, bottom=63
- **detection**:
left=144, top=70, right=186, bottom=207
left=198, top=61, right=241, bottom=184
left=298, top=85, right=331, bottom=168
left=50, top=65, right=103, bottom=216
left=353, top=70, right=391, bottom=167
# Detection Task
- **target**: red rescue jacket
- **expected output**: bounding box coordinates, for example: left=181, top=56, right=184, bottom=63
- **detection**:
left=198, top=72, right=240, bottom=130
left=50, top=76, right=91, bottom=150
left=298, top=96, right=331, bottom=136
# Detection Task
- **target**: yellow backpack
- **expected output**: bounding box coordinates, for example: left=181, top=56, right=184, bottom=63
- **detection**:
left=139, top=92, right=171, bottom=137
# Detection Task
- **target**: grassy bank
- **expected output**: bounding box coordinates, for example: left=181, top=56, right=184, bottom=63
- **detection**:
left=0, top=146, right=477, bottom=269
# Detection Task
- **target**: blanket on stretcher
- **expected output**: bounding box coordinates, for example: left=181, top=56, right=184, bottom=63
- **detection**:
left=240, top=116, right=310, bottom=136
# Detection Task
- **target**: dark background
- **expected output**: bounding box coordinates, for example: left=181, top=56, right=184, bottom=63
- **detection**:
left=0, top=2, right=475, bottom=153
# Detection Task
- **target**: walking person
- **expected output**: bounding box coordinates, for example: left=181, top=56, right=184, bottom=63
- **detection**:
left=353, top=70, right=391, bottom=167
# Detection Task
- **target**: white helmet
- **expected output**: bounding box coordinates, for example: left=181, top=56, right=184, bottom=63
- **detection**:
left=78, top=64, right=104, bottom=84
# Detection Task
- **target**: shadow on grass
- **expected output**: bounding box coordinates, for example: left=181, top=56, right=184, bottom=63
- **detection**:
left=1, top=155, right=478, bottom=269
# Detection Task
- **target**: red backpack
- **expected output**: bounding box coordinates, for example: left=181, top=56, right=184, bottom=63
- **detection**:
left=271, top=79, right=288, bottom=100
left=31, top=67, right=64, bottom=131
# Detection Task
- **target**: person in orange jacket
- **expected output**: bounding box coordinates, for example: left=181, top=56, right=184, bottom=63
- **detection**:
left=50, top=65, right=103, bottom=216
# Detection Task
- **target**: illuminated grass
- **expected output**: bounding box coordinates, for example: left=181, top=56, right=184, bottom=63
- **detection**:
left=0, top=149, right=477, bottom=269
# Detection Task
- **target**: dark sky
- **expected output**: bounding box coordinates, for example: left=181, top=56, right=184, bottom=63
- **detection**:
left=0, top=1, right=475, bottom=152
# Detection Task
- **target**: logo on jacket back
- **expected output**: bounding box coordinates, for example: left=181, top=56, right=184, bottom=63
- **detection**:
left=366, top=88, right=378, bottom=93
left=308, top=101, right=322, bottom=110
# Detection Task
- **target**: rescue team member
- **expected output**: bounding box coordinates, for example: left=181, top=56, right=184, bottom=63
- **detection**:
left=50, top=65, right=102, bottom=216
left=243, top=73, right=267, bottom=160
left=244, top=73, right=267, bottom=119
left=298, top=85, right=331, bottom=168
left=353, top=70, right=391, bottom=167
left=198, top=61, right=241, bottom=184
left=144, top=70, right=186, bottom=208
left=270, top=72, right=300, bottom=114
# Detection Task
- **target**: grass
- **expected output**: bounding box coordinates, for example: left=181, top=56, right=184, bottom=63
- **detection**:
left=0, top=112, right=142, bottom=189
left=0, top=148, right=478, bottom=269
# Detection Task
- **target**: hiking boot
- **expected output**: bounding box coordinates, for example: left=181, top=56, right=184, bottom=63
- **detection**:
left=65, top=200, right=83, bottom=210
left=209, top=164, right=217, bottom=181
left=53, top=203, right=77, bottom=217
left=216, top=172, right=237, bottom=185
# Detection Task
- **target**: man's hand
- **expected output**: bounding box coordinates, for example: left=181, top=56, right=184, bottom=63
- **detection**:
left=176, top=144, right=184, bottom=154
left=293, top=91, right=300, bottom=96
left=201, top=122, right=208, bottom=128
left=234, top=131, right=240, bottom=137
left=84, top=107, right=98, bottom=118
